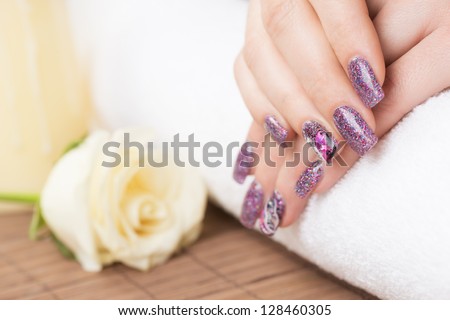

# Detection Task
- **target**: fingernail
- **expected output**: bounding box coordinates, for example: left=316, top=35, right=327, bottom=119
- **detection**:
left=264, top=115, right=288, bottom=145
left=233, top=142, right=253, bottom=184
left=240, top=180, right=264, bottom=229
left=295, top=160, right=324, bottom=198
left=260, top=190, right=285, bottom=236
left=348, top=57, right=384, bottom=108
left=333, top=105, right=378, bottom=156
left=302, top=121, right=338, bottom=164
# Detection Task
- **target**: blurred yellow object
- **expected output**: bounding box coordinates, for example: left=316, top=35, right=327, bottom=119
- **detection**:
left=0, top=0, right=91, bottom=212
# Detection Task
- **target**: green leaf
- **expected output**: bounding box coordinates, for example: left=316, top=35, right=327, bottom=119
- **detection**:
left=28, top=204, right=47, bottom=241
left=2, top=135, right=86, bottom=262
left=0, top=193, right=39, bottom=204
left=30, top=205, right=75, bottom=260
left=50, top=233, right=75, bottom=260
left=62, top=135, right=87, bottom=156
left=32, top=135, right=86, bottom=260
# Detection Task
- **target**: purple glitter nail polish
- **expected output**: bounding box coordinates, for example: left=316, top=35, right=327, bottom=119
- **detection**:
left=295, top=160, right=324, bottom=199
left=260, top=190, right=285, bottom=236
left=333, top=106, right=378, bottom=156
left=233, top=142, right=253, bottom=184
left=302, top=121, right=338, bottom=164
left=264, top=115, right=288, bottom=145
left=240, top=180, right=264, bottom=229
left=348, top=57, right=384, bottom=108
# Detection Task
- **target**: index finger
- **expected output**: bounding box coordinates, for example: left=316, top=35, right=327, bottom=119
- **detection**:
left=309, top=0, right=385, bottom=108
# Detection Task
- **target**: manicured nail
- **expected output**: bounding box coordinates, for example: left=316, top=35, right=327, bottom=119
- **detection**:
left=260, top=190, right=285, bottom=236
left=333, top=106, right=378, bottom=156
left=295, top=160, right=324, bottom=198
left=348, top=57, right=384, bottom=108
left=302, top=121, right=338, bottom=164
left=264, top=115, right=288, bottom=145
left=240, top=180, right=264, bottom=229
left=233, top=142, right=253, bottom=184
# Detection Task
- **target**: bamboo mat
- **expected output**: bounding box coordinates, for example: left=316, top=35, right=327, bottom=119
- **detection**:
left=0, top=204, right=374, bottom=300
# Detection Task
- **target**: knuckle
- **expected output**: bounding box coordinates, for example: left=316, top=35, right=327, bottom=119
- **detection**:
left=261, top=0, right=295, bottom=38
left=278, top=90, right=307, bottom=127
left=242, top=33, right=263, bottom=71
left=379, top=72, right=407, bottom=117
left=326, top=16, right=356, bottom=46
left=233, top=54, right=243, bottom=82
left=303, top=73, right=328, bottom=98
left=279, top=91, right=301, bottom=111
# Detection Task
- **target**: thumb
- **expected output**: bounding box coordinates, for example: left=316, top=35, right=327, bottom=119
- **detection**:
left=374, top=27, right=450, bottom=137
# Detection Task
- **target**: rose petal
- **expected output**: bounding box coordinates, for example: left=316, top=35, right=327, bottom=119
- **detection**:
left=41, top=131, right=110, bottom=272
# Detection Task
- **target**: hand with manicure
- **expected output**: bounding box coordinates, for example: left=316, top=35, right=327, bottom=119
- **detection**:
left=233, top=0, right=450, bottom=236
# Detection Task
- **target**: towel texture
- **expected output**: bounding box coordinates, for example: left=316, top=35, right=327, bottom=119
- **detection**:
left=67, top=0, right=450, bottom=299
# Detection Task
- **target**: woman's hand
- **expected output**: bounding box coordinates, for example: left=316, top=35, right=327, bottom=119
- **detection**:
left=233, top=0, right=385, bottom=234
left=234, top=0, right=450, bottom=236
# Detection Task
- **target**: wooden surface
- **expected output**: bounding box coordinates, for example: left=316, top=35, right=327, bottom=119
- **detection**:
left=0, top=204, right=374, bottom=300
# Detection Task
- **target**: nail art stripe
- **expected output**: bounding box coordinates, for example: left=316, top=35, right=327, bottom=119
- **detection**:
left=295, top=160, right=324, bottom=199
left=240, top=180, right=264, bottom=229
left=265, top=115, right=288, bottom=145
left=348, top=57, right=384, bottom=108
left=333, top=106, right=378, bottom=156
left=233, top=143, right=253, bottom=184
left=302, top=121, right=338, bottom=164
left=260, top=190, right=285, bottom=236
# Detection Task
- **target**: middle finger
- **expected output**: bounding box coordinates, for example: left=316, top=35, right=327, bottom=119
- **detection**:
left=260, top=0, right=379, bottom=157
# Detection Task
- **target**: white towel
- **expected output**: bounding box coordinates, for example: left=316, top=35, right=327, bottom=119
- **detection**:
left=67, top=0, right=450, bottom=299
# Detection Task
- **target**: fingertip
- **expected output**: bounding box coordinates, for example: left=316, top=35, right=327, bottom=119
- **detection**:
left=278, top=192, right=307, bottom=228
left=275, top=160, right=323, bottom=228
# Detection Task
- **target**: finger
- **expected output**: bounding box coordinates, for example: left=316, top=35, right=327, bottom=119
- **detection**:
left=234, top=54, right=294, bottom=145
left=372, top=1, right=439, bottom=65
left=260, top=0, right=378, bottom=157
left=366, top=0, right=388, bottom=19
left=309, top=0, right=386, bottom=107
left=241, top=128, right=287, bottom=230
left=254, top=133, right=286, bottom=199
left=374, top=27, right=450, bottom=136
left=318, top=28, right=450, bottom=192
left=233, top=121, right=265, bottom=184
left=243, top=0, right=341, bottom=164
left=274, top=135, right=322, bottom=227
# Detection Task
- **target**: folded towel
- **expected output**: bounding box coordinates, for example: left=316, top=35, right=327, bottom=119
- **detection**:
left=67, top=0, right=450, bottom=299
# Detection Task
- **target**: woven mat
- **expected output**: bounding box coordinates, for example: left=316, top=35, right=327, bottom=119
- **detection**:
left=0, top=204, right=374, bottom=300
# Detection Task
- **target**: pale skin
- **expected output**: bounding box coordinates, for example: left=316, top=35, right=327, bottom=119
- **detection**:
left=235, top=0, right=450, bottom=227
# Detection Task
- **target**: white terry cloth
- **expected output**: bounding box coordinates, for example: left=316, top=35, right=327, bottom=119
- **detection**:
left=67, top=0, right=450, bottom=299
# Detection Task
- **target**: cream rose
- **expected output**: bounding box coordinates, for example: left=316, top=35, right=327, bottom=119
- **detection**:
left=41, top=129, right=207, bottom=272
